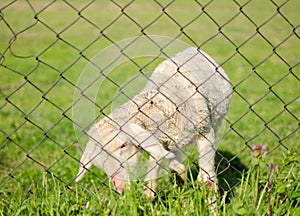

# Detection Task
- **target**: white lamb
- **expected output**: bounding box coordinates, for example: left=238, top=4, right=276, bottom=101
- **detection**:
left=75, top=47, right=231, bottom=200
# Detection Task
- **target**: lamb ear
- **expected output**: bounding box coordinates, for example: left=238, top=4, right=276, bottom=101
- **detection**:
left=121, top=123, right=175, bottom=160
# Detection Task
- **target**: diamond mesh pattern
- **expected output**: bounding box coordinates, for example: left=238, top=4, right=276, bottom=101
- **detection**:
left=0, top=0, right=299, bottom=203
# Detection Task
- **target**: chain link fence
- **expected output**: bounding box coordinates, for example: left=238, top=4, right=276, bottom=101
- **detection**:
left=0, top=0, right=299, bottom=208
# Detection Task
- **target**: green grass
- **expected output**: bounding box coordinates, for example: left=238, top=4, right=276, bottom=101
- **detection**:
left=0, top=150, right=299, bottom=215
left=0, top=0, right=299, bottom=215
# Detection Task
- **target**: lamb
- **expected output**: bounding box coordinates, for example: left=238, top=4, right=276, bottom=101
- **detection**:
left=75, top=47, right=231, bottom=200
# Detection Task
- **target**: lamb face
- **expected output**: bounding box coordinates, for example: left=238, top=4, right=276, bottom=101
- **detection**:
left=75, top=121, right=141, bottom=193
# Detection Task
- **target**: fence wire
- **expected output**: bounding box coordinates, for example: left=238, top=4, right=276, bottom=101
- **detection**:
left=0, top=0, right=299, bottom=206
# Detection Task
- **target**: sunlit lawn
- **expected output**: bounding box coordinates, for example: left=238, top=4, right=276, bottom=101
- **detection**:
left=0, top=0, right=299, bottom=215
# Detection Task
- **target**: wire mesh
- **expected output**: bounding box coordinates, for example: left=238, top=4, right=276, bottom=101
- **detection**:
left=0, top=0, right=299, bottom=209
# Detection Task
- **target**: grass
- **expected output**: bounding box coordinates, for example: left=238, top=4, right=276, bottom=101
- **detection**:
left=0, top=0, right=299, bottom=215
left=0, top=149, right=299, bottom=215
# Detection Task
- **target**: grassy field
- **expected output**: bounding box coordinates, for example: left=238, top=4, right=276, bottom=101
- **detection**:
left=0, top=0, right=299, bottom=215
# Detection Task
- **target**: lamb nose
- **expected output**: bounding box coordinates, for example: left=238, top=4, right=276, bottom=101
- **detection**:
left=111, top=176, right=125, bottom=193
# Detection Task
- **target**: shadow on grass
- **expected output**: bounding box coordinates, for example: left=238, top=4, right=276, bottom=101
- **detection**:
left=215, top=150, right=248, bottom=198
left=157, top=150, right=248, bottom=204
left=196, top=150, right=248, bottom=198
